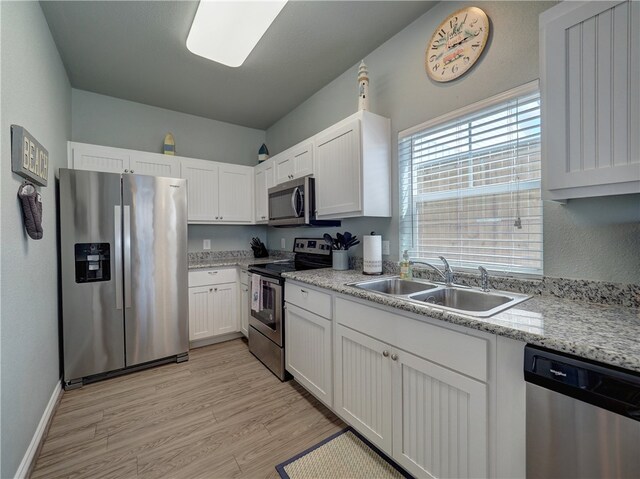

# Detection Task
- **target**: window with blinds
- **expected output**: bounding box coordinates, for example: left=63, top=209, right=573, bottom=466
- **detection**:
left=399, top=83, right=542, bottom=275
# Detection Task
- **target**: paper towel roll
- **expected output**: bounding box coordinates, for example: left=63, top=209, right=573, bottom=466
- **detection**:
left=363, top=235, right=382, bottom=275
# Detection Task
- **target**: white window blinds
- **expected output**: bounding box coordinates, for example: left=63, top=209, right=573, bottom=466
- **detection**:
left=399, top=83, right=542, bottom=275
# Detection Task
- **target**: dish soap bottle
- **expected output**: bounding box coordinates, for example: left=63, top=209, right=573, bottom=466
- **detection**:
left=399, top=250, right=412, bottom=280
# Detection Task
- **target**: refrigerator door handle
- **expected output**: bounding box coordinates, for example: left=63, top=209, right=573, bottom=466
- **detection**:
left=123, top=205, right=132, bottom=308
left=114, top=205, right=123, bottom=310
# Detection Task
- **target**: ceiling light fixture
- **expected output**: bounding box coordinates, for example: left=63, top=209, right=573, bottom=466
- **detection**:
left=186, top=0, right=288, bottom=68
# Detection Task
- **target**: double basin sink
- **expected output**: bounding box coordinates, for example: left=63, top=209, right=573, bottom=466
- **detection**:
left=347, top=277, right=530, bottom=318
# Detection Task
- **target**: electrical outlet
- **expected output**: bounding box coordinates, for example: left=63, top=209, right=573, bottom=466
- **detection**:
left=281, top=238, right=286, bottom=249
left=382, top=240, right=390, bottom=256
left=203, top=239, right=211, bottom=250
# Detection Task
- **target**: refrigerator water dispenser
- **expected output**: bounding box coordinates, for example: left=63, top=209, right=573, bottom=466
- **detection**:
left=74, top=243, right=110, bottom=283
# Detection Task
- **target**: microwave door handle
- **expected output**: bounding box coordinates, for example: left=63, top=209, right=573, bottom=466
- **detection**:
left=291, top=187, right=302, bottom=217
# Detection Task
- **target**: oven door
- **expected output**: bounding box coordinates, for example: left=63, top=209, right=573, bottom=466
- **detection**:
left=249, top=274, right=283, bottom=346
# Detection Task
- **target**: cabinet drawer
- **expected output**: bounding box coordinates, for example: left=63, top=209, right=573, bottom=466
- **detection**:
left=189, top=268, right=237, bottom=287
left=286, top=282, right=332, bottom=319
left=336, top=297, right=488, bottom=382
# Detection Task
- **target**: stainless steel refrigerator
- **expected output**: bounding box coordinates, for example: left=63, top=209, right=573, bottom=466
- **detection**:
left=59, top=168, right=188, bottom=389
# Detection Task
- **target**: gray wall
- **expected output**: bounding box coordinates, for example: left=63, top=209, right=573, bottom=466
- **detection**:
left=0, top=2, right=71, bottom=476
left=266, top=1, right=640, bottom=284
left=72, top=89, right=266, bottom=166
left=188, top=225, right=267, bottom=253
left=72, top=89, right=269, bottom=252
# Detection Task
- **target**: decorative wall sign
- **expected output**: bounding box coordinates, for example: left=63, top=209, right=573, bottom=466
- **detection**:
left=11, top=125, right=49, bottom=187
left=425, top=6, right=490, bottom=82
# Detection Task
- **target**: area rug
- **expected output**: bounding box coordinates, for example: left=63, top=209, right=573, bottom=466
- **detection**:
left=275, top=427, right=413, bottom=479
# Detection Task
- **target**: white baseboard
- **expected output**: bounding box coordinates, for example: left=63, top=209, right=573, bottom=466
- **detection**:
left=14, top=381, right=62, bottom=479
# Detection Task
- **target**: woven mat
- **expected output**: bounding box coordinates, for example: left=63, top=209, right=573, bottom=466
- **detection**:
left=276, top=428, right=411, bottom=479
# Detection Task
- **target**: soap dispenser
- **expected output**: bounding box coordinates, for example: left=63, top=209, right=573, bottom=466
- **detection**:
left=399, top=250, right=412, bottom=280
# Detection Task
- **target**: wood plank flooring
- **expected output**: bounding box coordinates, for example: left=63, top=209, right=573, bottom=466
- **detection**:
left=31, top=339, right=344, bottom=479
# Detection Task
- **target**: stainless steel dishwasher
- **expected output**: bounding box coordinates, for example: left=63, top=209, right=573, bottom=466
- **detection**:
left=525, top=345, right=640, bottom=478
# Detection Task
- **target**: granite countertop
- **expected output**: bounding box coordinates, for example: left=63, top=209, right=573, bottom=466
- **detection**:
left=281, top=268, right=640, bottom=373
left=188, top=256, right=284, bottom=270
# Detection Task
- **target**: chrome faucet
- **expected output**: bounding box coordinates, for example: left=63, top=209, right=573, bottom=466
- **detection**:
left=411, top=256, right=454, bottom=285
left=478, top=266, right=489, bottom=292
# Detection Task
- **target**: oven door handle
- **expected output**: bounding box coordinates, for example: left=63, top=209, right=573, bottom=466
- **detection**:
left=291, top=187, right=303, bottom=218
left=251, top=273, right=281, bottom=286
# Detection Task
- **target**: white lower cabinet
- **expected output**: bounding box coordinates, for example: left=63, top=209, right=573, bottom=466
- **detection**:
left=285, top=303, right=333, bottom=407
left=334, top=323, right=487, bottom=478
left=188, top=269, right=239, bottom=343
left=334, top=324, right=393, bottom=451
left=391, top=346, right=487, bottom=479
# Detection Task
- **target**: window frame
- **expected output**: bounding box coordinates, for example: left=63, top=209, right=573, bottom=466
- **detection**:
left=398, top=81, right=543, bottom=277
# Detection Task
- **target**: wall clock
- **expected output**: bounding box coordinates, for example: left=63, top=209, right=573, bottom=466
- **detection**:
left=425, top=7, right=490, bottom=82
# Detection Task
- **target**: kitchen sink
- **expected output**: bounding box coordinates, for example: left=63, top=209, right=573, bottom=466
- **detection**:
left=347, top=276, right=530, bottom=317
left=348, top=277, right=438, bottom=295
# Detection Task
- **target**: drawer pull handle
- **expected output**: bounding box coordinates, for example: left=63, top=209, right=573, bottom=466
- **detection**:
left=382, top=350, right=389, bottom=357
left=208, top=271, right=218, bottom=275
left=391, top=353, right=398, bottom=361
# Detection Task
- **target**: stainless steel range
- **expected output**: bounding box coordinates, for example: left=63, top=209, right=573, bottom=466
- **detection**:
left=248, top=238, right=332, bottom=380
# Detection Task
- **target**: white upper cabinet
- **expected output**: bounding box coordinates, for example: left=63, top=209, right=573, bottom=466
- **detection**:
left=130, top=151, right=180, bottom=177
left=540, top=0, right=640, bottom=200
left=69, top=142, right=131, bottom=174
left=69, top=142, right=180, bottom=177
left=218, top=164, right=254, bottom=223
left=274, top=141, right=314, bottom=185
left=181, top=158, right=220, bottom=223
left=314, top=111, right=391, bottom=218
left=254, top=160, right=274, bottom=223
left=180, top=158, right=253, bottom=224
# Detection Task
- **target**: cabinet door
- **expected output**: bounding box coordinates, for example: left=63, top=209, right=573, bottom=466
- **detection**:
left=188, top=286, right=214, bottom=341
left=285, top=303, right=332, bottom=407
left=240, top=283, right=249, bottom=338
left=213, top=282, right=238, bottom=336
left=181, top=159, right=219, bottom=222
left=275, top=155, right=294, bottom=184
left=315, top=119, right=362, bottom=217
left=130, top=152, right=180, bottom=178
left=71, top=143, right=130, bottom=174
left=334, top=324, right=392, bottom=451
left=542, top=1, right=640, bottom=198
left=292, top=142, right=314, bottom=179
left=255, top=167, right=268, bottom=223
left=392, top=349, right=488, bottom=479
left=218, top=165, right=253, bottom=222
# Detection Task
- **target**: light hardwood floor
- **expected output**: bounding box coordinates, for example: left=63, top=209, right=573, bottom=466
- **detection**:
left=31, top=339, right=344, bottom=479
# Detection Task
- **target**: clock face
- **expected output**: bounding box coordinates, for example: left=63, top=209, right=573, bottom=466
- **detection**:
left=425, top=7, right=490, bottom=82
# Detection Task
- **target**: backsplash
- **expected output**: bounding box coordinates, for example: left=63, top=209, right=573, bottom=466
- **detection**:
left=348, top=257, right=640, bottom=308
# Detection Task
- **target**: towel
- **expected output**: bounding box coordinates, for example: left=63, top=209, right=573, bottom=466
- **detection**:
left=251, top=274, right=261, bottom=312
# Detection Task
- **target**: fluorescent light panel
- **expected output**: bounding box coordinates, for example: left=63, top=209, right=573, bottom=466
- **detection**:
left=187, top=0, right=287, bottom=68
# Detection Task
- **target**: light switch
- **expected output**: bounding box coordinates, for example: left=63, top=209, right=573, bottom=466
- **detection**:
left=382, top=240, right=390, bottom=256
left=203, top=239, right=211, bottom=250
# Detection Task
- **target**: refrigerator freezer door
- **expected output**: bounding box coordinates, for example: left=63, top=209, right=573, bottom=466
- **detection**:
left=59, top=169, right=126, bottom=382
left=122, top=174, right=188, bottom=366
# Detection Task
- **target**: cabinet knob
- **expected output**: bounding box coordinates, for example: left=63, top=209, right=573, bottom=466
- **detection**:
left=209, top=288, right=213, bottom=292
left=391, top=353, right=398, bottom=361
left=124, top=169, right=129, bottom=173
left=382, top=350, right=389, bottom=357
left=130, top=170, right=134, bottom=173
left=214, top=288, right=218, bottom=292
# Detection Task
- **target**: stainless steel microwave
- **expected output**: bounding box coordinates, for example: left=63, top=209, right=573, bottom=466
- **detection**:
left=268, top=177, right=340, bottom=227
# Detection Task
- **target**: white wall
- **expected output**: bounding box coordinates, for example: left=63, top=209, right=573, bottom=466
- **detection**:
left=265, top=1, right=640, bottom=284
left=0, top=2, right=72, bottom=476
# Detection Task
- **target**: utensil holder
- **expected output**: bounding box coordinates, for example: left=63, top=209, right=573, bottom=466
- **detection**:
left=332, top=250, right=349, bottom=271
